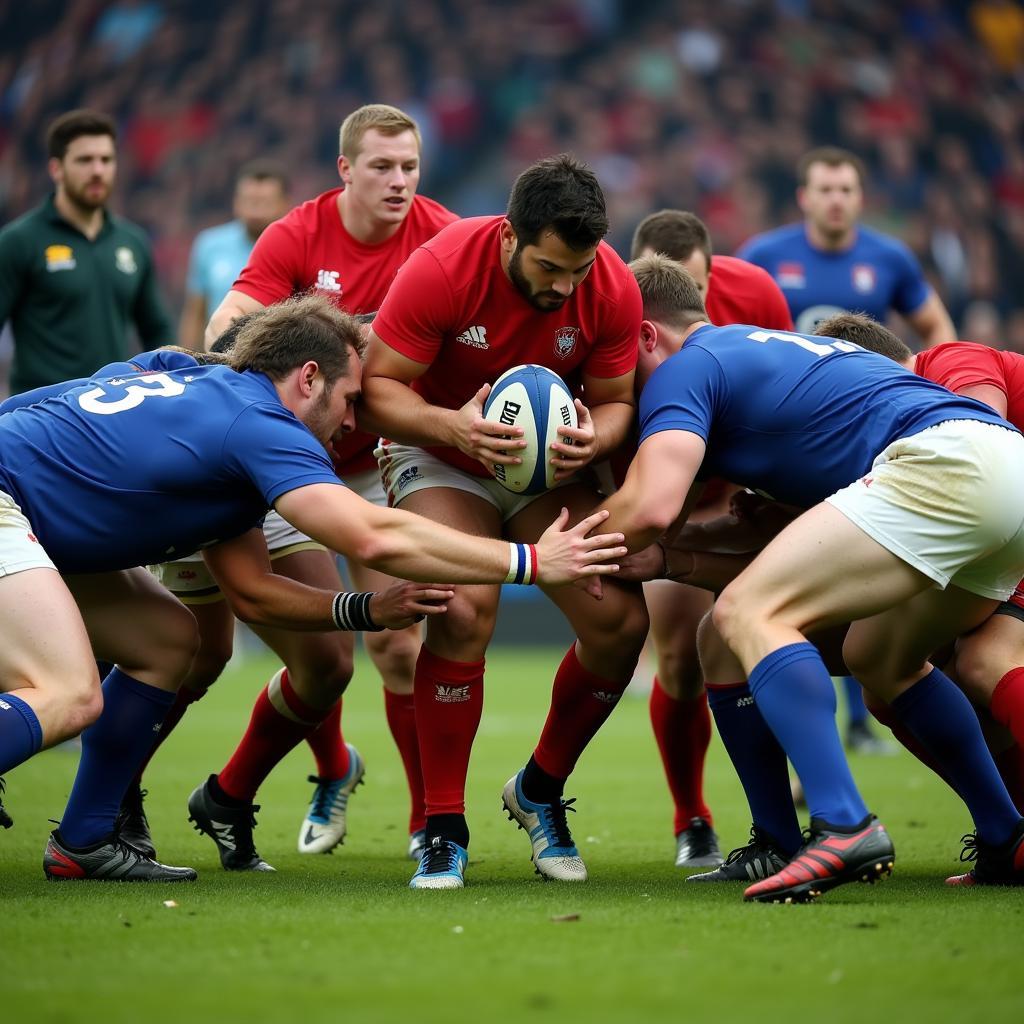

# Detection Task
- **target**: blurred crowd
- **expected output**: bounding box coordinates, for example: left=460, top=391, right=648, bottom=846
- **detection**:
left=2, top=0, right=1024, bottom=344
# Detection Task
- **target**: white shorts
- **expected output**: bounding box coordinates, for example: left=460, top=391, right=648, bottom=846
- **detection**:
left=826, top=420, right=1024, bottom=601
left=377, top=441, right=575, bottom=521
left=151, top=468, right=386, bottom=602
left=0, top=490, right=56, bottom=576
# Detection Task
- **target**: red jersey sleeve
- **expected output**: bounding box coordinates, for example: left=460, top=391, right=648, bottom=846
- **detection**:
left=581, top=269, right=642, bottom=379
left=232, top=216, right=306, bottom=306
left=760, top=279, right=795, bottom=332
left=372, top=247, right=455, bottom=365
left=917, top=342, right=1009, bottom=398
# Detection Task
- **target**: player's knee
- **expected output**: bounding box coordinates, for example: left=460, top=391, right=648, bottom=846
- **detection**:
left=287, top=643, right=355, bottom=697
left=63, top=678, right=104, bottom=737
left=711, top=586, right=748, bottom=650
left=656, top=648, right=703, bottom=699
left=951, top=640, right=1000, bottom=707
left=185, top=642, right=231, bottom=691
left=430, top=594, right=497, bottom=654
left=364, top=628, right=419, bottom=686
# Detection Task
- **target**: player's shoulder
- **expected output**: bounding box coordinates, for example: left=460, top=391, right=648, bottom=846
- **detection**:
left=193, top=219, right=243, bottom=249
left=0, top=201, right=48, bottom=243
left=277, top=188, right=344, bottom=232
left=106, top=211, right=153, bottom=248
left=854, top=223, right=917, bottom=261
left=711, top=254, right=778, bottom=286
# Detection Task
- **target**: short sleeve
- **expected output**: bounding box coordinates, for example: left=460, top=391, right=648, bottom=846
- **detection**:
left=759, top=275, right=795, bottom=331
left=233, top=217, right=304, bottom=306
left=638, top=344, right=725, bottom=445
left=185, top=232, right=207, bottom=296
left=918, top=343, right=1009, bottom=398
left=222, top=404, right=343, bottom=505
left=734, top=235, right=766, bottom=268
left=372, top=246, right=455, bottom=364
left=582, top=269, right=642, bottom=379
left=888, top=240, right=930, bottom=315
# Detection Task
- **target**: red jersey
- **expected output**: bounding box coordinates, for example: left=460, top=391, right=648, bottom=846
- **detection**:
left=915, top=341, right=1024, bottom=431
left=233, top=188, right=458, bottom=473
left=705, top=255, right=794, bottom=331
left=373, top=216, right=641, bottom=477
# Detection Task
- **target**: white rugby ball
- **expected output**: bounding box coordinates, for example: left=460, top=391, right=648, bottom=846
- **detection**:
left=481, top=364, right=578, bottom=495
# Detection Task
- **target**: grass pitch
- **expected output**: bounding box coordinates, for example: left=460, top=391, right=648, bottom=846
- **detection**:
left=2, top=646, right=1022, bottom=1024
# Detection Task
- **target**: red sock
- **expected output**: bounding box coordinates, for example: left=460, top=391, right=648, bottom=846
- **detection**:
left=869, top=698, right=955, bottom=788
left=991, top=669, right=1024, bottom=748
left=384, top=688, right=426, bottom=833
left=304, top=698, right=351, bottom=780
left=414, top=648, right=484, bottom=816
left=649, top=678, right=713, bottom=833
left=994, top=744, right=1024, bottom=815
left=134, top=685, right=206, bottom=784
left=533, top=644, right=630, bottom=780
left=218, top=668, right=327, bottom=801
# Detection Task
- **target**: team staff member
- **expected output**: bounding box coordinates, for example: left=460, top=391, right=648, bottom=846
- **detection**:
left=0, top=294, right=623, bottom=880
left=628, top=209, right=793, bottom=868
left=363, top=154, right=646, bottom=890
left=178, top=161, right=291, bottom=350
left=143, top=104, right=458, bottom=867
left=737, top=146, right=955, bottom=345
left=0, top=109, right=172, bottom=394
left=598, top=256, right=1024, bottom=902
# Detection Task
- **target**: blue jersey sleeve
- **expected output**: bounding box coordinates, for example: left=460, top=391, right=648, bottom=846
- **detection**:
left=222, top=403, right=343, bottom=506
left=185, top=231, right=208, bottom=296
left=887, top=239, right=930, bottom=315
left=638, top=343, right=725, bottom=445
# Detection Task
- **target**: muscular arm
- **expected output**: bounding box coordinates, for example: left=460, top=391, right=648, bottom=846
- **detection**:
left=358, top=330, right=460, bottom=445
left=955, top=382, right=1008, bottom=418
left=907, top=292, right=956, bottom=349
left=580, top=370, right=635, bottom=458
left=598, top=429, right=707, bottom=551
left=178, top=292, right=208, bottom=352
left=204, top=289, right=266, bottom=350
left=275, top=482, right=624, bottom=586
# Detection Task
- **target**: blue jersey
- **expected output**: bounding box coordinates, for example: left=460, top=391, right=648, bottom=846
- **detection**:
left=0, top=364, right=340, bottom=573
left=186, top=220, right=254, bottom=313
left=0, top=349, right=201, bottom=414
left=735, top=223, right=930, bottom=334
left=638, top=323, right=1012, bottom=509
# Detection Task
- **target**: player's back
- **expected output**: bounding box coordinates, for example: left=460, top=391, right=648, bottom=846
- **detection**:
left=639, top=323, right=1011, bottom=508
left=0, top=364, right=334, bottom=573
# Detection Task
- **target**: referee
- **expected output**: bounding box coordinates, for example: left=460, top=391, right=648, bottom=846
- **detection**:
left=0, top=109, right=172, bottom=395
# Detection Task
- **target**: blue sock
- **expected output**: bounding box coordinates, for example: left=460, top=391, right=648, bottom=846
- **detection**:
left=707, top=683, right=802, bottom=854
left=749, top=643, right=869, bottom=828
left=59, top=669, right=175, bottom=848
left=0, top=693, right=44, bottom=774
left=842, top=676, right=869, bottom=726
left=891, top=668, right=1021, bottom=846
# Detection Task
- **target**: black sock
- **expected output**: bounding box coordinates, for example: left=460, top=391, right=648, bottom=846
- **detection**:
left=426, top=813, right=469, bottom=849
left=208, top=775, right=250, bottom=809
left=521, top=754, right=565, bottom=804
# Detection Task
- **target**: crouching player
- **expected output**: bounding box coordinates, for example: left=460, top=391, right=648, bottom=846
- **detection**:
left=599, top=255, right=1024, bottom=902
left=0, top=294, right=624, bottom=880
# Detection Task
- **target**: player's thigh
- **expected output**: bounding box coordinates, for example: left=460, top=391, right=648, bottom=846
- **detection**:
left=346, top=557, right=422, bottom=680
left=399, top=487, right=503, bottom=657
left=953, top=612, right=1024, bottom=706
left=65, top=567, right=200, bottom=686
left=716, top=502, right=935, bottom=640
left=646, top=579, right=712, bottom=692
left=0, top=567, right=96, bottom=695
left=844, top=584, right=999, bottom=700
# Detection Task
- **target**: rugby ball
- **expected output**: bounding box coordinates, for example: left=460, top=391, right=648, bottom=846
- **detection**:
left=481, top=364, right=578, bottom=495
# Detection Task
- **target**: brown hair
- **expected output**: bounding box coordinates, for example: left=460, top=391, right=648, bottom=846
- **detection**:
left=814, top=313, right=912, bottom=362
left=798, top=146, right=867, bottom=188
left=630, top=209, right=712, bottom=266
left=236, top=159, right=290, bottom=194
left=227, top=294, right=365, bottom=386
left=47, top=109, right=116, bottom=160
left=629, top=253, right=708, bottom=329
left=339, top=104, right=421, bottom=159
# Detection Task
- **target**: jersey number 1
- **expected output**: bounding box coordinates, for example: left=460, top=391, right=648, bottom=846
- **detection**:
left=747, top=330, right=860, bottom=357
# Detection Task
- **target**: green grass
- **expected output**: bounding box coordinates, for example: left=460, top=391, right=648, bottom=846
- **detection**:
left=2, top=646, right=1022, bottom=1024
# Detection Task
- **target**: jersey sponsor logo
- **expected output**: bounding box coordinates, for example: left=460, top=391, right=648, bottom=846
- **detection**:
left=554, top=325, right=579, bottom=359
left=851, top=264, right=876, bottom=294
left=115, top=246, right=138, bottom=274
left=456, top=325, right=489, bottom=349
left=776, top=261, right=805, bottom=289
left=44, top=244, right=76, bottom=272
left=435, top=683, right=471, bottom=703
left=0, top=699, right=11, bottom=710
left=315, top=269, right=342, bottom=293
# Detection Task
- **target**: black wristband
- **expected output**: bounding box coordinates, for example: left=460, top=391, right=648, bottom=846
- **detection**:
left=331, top=591, right=385, bottom=632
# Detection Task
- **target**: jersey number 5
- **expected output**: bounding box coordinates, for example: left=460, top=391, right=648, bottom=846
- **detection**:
left=78, top=373, right=186, bottom=415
